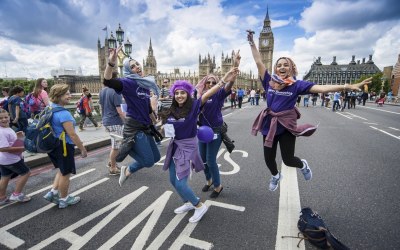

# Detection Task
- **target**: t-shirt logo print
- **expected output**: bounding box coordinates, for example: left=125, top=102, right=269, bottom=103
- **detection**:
left=136, top=87, right=151, bottom=99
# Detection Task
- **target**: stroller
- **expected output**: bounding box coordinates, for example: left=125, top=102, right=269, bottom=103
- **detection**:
left=376, top=97, right=385, bottom=107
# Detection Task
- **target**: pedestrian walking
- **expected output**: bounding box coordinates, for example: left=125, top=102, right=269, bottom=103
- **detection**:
left=8, top=86, right=29, bottom=132
left=237, top=87, right=245, bottom=108
left=255, top=89, right=261, bottom=105
left=78, top=86, right=101, bottom=131
left=99, top=83, right=125, bottom=175
left=30, top=78, right=49, bottom=116
left=195, top=50, right=240, bottom=199
left=159, top=67, right=239, bottom=223
left=103, top=46, right=161, bottom=187
left=43, top=84, right=88, bottom=208
left=0, top=108, right=31, bottom=205
left=247, top=31, right=372, bottom=191
left=230, top=88, right=237, bottom=108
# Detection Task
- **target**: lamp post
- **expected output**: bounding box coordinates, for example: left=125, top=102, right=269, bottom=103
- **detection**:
left=107, top=23, right=132, bottom=76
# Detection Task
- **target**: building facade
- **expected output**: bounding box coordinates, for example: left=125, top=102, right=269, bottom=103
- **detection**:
left=258, top=8, right=274, bottom=74
left=391, top=54, right=400, bottom=96
left=303, top=55, right=381, bottom=85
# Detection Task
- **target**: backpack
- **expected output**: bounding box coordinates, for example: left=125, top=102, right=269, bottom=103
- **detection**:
left=24, top=106, right=67, bottom=156
left=282, top=207, right=350, bottom=250
left=27, top=93, right=44, bottom=113
left=76, top=97, right=85, bottom=114
left=19, top=95, right=32, bottom=118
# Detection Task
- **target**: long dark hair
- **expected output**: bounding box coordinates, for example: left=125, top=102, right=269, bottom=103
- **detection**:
left=33, top=78, right=47, bottom=98
left=159, top=95, right=194, bottom=124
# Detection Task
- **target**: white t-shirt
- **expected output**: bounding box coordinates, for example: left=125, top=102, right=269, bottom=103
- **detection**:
left=0, top=127, right=22, bottom=165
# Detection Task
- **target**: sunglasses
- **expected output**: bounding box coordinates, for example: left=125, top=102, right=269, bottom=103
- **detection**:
left=206, top=81, right=217, bottom=85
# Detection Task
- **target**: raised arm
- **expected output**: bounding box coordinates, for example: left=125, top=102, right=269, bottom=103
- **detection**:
left=103, top=46, right=123, bottom=92
left=247, top=30, right=267, bottom=81
left=201, top=67, right=239, bottom=105
left=309, top=77, right=372, bottom=94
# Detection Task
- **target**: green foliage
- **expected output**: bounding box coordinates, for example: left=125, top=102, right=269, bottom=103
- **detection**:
left=0, top=78, right=55, bottom=97
left=356, top=72, right=383, bottom=93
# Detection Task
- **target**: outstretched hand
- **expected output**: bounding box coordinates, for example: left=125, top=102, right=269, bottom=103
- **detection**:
left=222, top=67, right=239, bottom=83
left=351, top=77, right=372, bottom=91
left=233, top=50, right=241, bottom=67
left=247, top=30, right=255, bottom=45
left=108, top=46, right=123, bottom=64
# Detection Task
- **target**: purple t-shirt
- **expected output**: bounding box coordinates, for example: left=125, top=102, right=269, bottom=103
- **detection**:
left=167, top=99, right=201, bottom=140
left=119, top=78, right=151, bottom=125
left=199, top=88, right=230, bottom=128
left=261, top=71, right=315, bottom=136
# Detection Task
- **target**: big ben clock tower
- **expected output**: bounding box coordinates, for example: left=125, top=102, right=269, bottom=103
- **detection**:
left=259, top=7, right=274, bottom=74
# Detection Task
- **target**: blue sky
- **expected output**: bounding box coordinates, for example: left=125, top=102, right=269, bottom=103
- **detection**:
left=0, top=0, right=399, bottom=80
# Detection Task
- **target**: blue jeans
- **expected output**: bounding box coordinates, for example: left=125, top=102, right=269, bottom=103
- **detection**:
left=169, top=160, right=199, bottom=206
left=198, top=133, right=222, bottom=188
left=128, top=131, right=161, bottom=173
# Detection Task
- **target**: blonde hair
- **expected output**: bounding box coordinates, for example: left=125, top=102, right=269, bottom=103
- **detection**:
left=49, top=84, right=70, bottom=104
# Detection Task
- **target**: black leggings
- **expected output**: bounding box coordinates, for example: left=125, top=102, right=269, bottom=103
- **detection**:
left=263, top=130, right=303, bottom=176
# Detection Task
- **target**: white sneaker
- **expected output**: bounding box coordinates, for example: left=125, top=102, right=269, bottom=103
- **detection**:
left=189, top=203, right=208, bottom=223
left=119, top=166, right=129, bottom=187
left=174, top=202, right=195, bottom=214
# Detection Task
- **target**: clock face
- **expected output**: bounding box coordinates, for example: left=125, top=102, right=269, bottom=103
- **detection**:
left=261, top=39, right=269, bottom=47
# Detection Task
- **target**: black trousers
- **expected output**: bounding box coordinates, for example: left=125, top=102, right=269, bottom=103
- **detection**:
left=238, top=97, right=243, bottom=108
left=263, top=130, right=303, bottom=176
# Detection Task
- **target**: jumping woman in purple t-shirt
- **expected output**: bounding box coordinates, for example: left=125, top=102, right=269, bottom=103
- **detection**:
left=195, top=50, right=241, bottom=199
left=159, top=67, right=239, bottom=223
left=247, top=31, right=372, bottom=191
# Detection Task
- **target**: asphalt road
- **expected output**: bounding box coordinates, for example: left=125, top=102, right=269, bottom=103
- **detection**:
left=0, top=101, right=399, bottom=250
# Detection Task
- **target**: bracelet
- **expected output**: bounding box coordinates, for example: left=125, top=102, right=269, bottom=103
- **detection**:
left=108, top=62, right=115, bottom=67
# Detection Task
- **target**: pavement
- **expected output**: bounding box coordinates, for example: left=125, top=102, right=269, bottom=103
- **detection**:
left=24, top=100, right=242, bottom=168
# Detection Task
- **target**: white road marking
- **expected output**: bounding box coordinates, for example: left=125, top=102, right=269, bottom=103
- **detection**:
left=0, top=178, right=109, bottom=249
left=344, top=113, right=368, bottom=120
left=363, top=122, right=378, bottom=125
left=335, top=112, right=353, bottom=119
left=388, top=127, right=400, bottom=131
left=370, top=126, right=400, bottom=140
left=359, top=106, right=400, bottom=115
left=275, top=163, right=304, bottom=250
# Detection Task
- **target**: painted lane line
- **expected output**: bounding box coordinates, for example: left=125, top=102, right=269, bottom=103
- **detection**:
left=0, top=178, right=109, bottom=249
left=344, top=113, right=368, bottom=120
left=335, top=112, right=353, bottom=119
left=276, top=163, right=304, bottom=250
left=388, top=127, right=400, bottom=131
left=0, top=168, right=96, bottom=210
left=363, top=122, right=378, bottom=125
left=370, top=126, right=400, bottom=140
left=359, top=106, right=400, bottom=115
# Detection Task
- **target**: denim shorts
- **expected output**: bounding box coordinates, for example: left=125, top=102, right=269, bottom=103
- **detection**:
left=0, top=159, right=30, bottom=177
left=48, top=143, right=76, bottom=176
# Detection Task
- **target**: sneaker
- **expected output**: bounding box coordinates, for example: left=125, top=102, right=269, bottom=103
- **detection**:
left=300, top=159, right=312, bottom=181
left=78, top=128, right=84, bottom=132
left=109, top=167, right=121, bottom=176
left=9, top=193, right=31, bottom=202
left=269, top=172, right=283, bottom=191
left=189, top=203, right=208, bottom=223
left=119, top=165, right=129, bottom=187
left=96, top=124, right=102, bottom=129
left=174, top=202, right=195, bottom=214
left=0, top=197, right=9, bottom=205
left=107, top=162, right=121, bottom=169
left=43, top=191, right=60, bottom=204
left=59, top=195, right=81, bottom=209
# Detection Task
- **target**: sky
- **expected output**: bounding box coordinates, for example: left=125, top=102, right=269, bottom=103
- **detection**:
left=0, top=0, right=400, bottom=80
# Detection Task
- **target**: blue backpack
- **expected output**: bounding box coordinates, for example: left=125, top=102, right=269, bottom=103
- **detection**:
left=19, top=94, right=32, bottom=118
left=283, top=207, right=350, bottom=249
left=76, top=97, right=86, bottom=114
left=24, top=106, right=67, bottom=156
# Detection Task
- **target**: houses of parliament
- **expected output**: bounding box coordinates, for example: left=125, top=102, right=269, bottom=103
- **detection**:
left=54, top=10, right=274, bottom=94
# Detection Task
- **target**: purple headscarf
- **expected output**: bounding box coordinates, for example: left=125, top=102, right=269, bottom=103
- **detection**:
left=169, top=80, right=195, bottom=96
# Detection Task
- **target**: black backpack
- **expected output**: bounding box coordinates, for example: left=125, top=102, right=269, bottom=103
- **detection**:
left=24, top=106, right=67, bottom=155
left=283, top=207, right=350, bottom=250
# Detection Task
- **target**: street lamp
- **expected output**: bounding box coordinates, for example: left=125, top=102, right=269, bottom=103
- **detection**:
left=124, top=38, right=132, bottom=55
left=116, top=23, right=124, bottom=45
left=108, top=32, right=117, bottom=49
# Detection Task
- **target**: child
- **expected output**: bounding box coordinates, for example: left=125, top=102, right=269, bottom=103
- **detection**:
left=0, top=108, right=31, bottom=205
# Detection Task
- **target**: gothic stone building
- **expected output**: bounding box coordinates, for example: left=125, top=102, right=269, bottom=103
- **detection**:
left=303, top=55, right=381, bottom=85
left=391, top=54, right=400, bottom=96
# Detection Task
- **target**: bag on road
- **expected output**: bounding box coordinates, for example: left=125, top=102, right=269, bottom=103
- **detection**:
left=283, top=207, right=350, bottom=250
